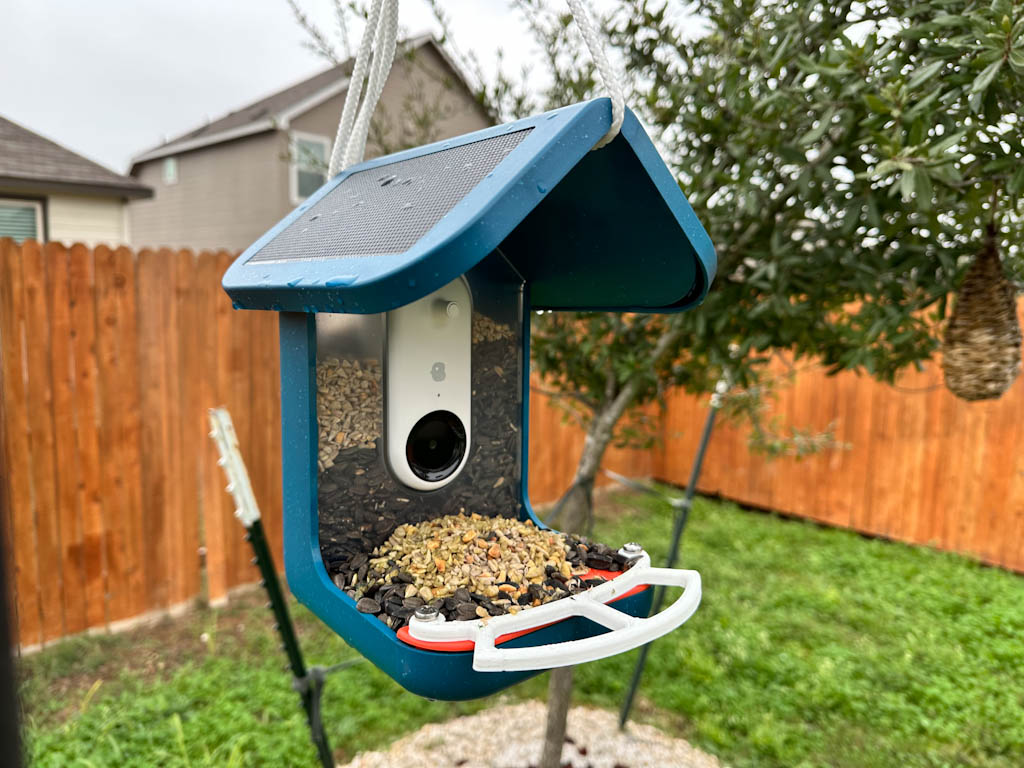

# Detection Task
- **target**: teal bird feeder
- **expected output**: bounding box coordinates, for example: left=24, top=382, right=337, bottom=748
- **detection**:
left=223, top=98, right=715, bottom=700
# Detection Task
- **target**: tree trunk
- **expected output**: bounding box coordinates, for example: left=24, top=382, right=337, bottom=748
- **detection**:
left=537, top=324, right=683, bottom=768
left=540, top=666, right=574, bottom=768
left=538, top=406, right=619, bottom=768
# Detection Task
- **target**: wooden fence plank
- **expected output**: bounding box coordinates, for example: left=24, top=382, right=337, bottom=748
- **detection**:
left=173, top=251, right=202, bottom=605
left=0, top=262, right=15, bottom=645
left=67, top=244, right=108, bottom=629
left=154, top=248, right=187, bottom=609
left=197, top=252, right=230, bottom=604
left=135, top=249, right=173, bottom=611
left=94, top=246, right=146, bottom=622
left=0, top=239, right=39, bottom=647
left=46, top=242, right=87, bottom=635
left=112, top=246, right=147, bottom=620
left=21, top=241, right=65, bottom=642
left=210, top=251, right=258, bottom=591
left=227, top=270, right=258, bottom=588
left=250, top=310, right=283, bottom=562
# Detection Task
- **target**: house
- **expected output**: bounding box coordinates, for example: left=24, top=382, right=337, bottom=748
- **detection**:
left=0, top=115, right=151, bottom=246
left=128, top=36, right=492, bottom=252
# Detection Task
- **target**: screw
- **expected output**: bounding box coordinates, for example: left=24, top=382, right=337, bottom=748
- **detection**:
left=414, top=605, right=441, bottom=622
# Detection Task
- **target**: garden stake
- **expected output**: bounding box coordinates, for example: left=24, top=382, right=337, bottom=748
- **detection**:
left=618, top=379, right=726, bottom=729
left=0, top=508, right=21, bottom=768
left=208, top=408, right=340, bottom=768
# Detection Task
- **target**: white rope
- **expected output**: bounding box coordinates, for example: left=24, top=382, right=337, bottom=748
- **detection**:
left=344, top=0, right=399, bottom=169
left=327, top=0, right=399, bottom=177
left=327, top=0, right=623, bottom=176
left=566, top=0, right=625, bottom=149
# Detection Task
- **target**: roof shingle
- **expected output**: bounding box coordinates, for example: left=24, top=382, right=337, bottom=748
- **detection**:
left=0, top=115, right=151, bottom=198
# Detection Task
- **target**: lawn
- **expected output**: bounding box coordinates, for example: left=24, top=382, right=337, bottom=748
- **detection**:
left=18, top=492, right=1024, bottom=768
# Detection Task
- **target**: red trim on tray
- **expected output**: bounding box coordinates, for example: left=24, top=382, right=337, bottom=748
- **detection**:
left=396, top=567, right=650, bottom=653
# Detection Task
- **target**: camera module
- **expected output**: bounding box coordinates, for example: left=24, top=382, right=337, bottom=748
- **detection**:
left=406, top=410, right=467, bottom=482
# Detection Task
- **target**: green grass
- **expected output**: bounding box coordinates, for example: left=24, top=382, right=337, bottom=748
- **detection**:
left=19, top=493, right=1024, bottom=767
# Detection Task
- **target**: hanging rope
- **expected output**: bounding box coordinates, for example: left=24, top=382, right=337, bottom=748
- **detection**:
left=328, top=0, right=399, bottom=176
left=566, top=0, right=625, bottom=149
left=328, top=0, right=625, bottom=177
left=345, top=0, right=399, bottom=168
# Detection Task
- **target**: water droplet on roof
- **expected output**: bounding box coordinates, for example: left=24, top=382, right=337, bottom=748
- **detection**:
left=325, top=275, right=357, bottom=287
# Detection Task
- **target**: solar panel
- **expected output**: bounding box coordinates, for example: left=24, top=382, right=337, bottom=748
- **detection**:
left=247, top=129, right=532, bottom=264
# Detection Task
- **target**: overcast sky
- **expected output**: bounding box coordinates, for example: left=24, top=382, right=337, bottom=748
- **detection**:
left=1, top=0, right=540, bottom=173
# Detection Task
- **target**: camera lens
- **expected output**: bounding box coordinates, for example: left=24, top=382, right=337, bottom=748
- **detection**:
left=406, top=410, right=467, bottom=482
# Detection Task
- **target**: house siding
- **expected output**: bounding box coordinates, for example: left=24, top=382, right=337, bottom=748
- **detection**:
left=129, top=131, right=289, bottom=252
left=129, top=43, right=491, bottom=252
left=47, top=194, right=129, bottom=247
left=290, top=44, right=491, bottom=160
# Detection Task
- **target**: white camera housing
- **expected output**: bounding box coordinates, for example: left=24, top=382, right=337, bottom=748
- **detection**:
left=385, top=277, right=472, bottom=491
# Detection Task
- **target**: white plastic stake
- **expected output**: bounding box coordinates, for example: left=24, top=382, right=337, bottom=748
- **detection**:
left=208, top=408, right=261, bottom=527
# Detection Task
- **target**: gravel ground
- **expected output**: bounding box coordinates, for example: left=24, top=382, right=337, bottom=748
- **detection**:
left=339, top=701, right=724, bottom=768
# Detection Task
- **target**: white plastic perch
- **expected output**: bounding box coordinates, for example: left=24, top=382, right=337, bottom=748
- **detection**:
left=407, top=550, right=701, bottom=672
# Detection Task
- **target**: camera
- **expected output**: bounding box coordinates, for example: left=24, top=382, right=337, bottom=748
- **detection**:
left=385, top=277, right=472, bottom=491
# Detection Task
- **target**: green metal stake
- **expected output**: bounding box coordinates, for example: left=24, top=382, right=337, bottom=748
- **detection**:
left=209, top=408, right=336, bottom=768
left=618, top=379, right=725, bottom=729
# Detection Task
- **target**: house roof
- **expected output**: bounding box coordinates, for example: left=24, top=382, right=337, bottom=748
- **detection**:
left=0, top=115, right=152, bottom=199
left=131, top=35, right=481, bottom=168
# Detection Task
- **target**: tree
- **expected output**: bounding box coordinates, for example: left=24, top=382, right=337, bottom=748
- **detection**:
left=495, top=2, right=1024, bottom=765
left=291, top=2, right=1024, bottom=765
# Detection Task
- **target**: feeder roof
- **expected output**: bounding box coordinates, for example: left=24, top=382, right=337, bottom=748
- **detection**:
left=223, top=99, right=716, bottom=314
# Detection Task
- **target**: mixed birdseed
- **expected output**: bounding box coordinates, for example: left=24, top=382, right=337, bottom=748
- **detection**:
left=334, top=513, right=632, bottom=630
left=316, top=310, right=632, bottom=633
left=317, top=357, right=382, bottom=471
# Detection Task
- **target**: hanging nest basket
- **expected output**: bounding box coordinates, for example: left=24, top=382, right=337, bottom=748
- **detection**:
left=942, top=228, right=1022, bottom=401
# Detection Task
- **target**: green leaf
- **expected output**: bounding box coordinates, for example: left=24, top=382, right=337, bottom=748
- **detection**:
left=1008, top=165, right=1024, bottom=197
left=1009, top=48, right=1024, bottom=74
left=907, top=60, right=944, bottom=89
left=929, top=130, right=966, bottom=155
left=798, top=107, right=835, bottom=146
left=899, top=169, right=916, bottom=202
left=912, top=167, right=934, bottom=209
left=863, top=93, right=890, bottom=114
left=970, top=59, right=1003, bottom=93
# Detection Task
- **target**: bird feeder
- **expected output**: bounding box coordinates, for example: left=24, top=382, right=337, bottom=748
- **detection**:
left=223, top=98, right=716, bottom=700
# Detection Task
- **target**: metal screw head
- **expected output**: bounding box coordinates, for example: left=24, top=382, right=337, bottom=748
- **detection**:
left=414, top=605, right=441, bottom=622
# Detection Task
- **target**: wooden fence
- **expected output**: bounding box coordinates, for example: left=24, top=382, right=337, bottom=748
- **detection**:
left=2, top=239, right=1022, bottom=649
left=528, top=347, right=1024, bottom=573
left=0, top=240, right=280, bottom=650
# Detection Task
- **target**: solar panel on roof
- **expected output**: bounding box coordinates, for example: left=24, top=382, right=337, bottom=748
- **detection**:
left=247, top=129, right=532, bottom=264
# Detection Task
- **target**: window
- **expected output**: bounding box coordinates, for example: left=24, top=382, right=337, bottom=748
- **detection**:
left=291, top=133, right=330, bottom=202
left=163, top=156, right=178, bottom=184
left=0, top=199, right=43, bottom=242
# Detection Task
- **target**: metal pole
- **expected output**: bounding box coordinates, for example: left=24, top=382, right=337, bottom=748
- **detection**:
left=245, top=519, right=334, bottom=768
left=0, top=511, right=22, bottom=768
left=618, top=385, right=723, bottom=729
left=208, top=408, right=334, bottom=768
